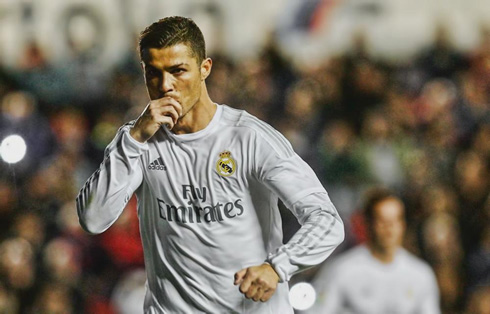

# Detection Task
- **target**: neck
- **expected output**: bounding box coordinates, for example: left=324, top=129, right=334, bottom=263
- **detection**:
left=172, top=87, right=216, bottom=134
left=368, top=243, right=397, bottom=264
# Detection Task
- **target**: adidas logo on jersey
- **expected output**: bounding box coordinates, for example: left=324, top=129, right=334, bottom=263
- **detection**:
left=148, top=157, right=166, bottom=171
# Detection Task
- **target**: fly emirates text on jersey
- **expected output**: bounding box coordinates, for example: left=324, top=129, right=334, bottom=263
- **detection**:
left=157, top=184, right=244, bottom=224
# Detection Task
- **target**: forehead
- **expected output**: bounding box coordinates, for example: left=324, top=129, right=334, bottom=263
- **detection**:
left=373, top=198, right=404, bottom=220
left=142, top=43, right=197, bottom=67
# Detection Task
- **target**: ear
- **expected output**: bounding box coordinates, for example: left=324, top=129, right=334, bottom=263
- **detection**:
left=140, top=61, right=148, bottom=85
left=200, top=58, right=212, bottom=81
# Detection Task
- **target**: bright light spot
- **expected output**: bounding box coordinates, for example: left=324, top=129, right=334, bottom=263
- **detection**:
left=289, top=282, right=316, bottom=311
left=0, top=135, right=27, bottom=164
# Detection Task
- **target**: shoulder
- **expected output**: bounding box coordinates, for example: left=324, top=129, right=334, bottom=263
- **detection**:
left=399, top=249, right=436, bottom=279
left=328, top=245, right=371, bottom=273
left=117, top=120, right=137, bottom=133
left=220, top=105, right=294, bottom=158
left=314, top=246, right=370, bottom=290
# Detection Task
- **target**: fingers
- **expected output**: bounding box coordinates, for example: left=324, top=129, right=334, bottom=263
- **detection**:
left=235, top=265, right=278, bottom=303
left=255, top=289, right=265, bottom=302
left=239, top=270, right=254, bottom=294
left=148, top=97, right=182, bottom=127
left=246, top=283, right=259, bottom=299
left=130, top=97, right=183, bottom=142
left=152, top=97, right=183, bottom=117
left=260, top=289, right=274, bottom=302
left=148, top=106, right=179, bottom=128
left=234, top=269, right=247, bottom=285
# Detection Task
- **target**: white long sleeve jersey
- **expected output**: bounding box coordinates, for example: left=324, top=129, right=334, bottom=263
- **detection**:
left=310, top=245, right=440, bottom=314
left=77, top=104, right=344, bottom=313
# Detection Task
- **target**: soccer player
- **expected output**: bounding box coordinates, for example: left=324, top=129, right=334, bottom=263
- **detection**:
left=76, top=16, right=344, bottom=313
left=309, top=188, right=440, bottom=314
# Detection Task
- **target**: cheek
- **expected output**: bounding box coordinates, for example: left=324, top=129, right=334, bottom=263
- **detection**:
left=145, top=78, right=160, bottom=93
left=183, top=77, right=202, bottom=99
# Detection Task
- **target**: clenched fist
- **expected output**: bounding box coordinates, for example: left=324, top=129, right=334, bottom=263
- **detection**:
left=130, top=97, right=183, bottom=143
left=234, top=263, right=280, bottom=302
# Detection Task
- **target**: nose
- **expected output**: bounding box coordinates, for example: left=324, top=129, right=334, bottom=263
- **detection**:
left=160, top=72, right=174, bottom=94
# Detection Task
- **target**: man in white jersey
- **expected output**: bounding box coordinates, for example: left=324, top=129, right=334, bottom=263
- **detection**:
left=309, top=188, right=440, bottom=314
left=76, top=16, right=344, bottom=313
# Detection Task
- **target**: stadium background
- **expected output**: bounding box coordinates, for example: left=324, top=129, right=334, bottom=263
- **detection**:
left=0, top=0, right=489, bottom=312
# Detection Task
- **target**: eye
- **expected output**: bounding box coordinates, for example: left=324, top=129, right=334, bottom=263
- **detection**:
left=146, top=67, right=159, bottom=77
left=171, top=68, right=185, bottom=74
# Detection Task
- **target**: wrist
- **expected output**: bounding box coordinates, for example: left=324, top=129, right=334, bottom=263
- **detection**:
left=263, top=262, right=280, bottom=282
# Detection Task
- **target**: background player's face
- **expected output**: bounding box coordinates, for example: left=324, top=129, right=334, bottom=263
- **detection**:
left=142, top=43, right=207, bottom=117
left=370, top=197, right=406, bottom=252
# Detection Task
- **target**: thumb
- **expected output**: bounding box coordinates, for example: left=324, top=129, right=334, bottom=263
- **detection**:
left=234, top=268, right=247, bottom=285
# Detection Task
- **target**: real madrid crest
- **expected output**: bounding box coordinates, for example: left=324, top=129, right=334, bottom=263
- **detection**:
left=216, top=151, right=236, bottom=177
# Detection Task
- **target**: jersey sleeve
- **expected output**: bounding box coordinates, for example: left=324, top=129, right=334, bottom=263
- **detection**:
left=76, top=123, right=148, bottom=234
left=252, top=127, right=345, bottom=282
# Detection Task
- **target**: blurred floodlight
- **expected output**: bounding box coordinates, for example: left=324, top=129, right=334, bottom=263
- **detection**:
left=289, top=282, right=316, bottom=311
left=0, top=135, right=27, bottom=164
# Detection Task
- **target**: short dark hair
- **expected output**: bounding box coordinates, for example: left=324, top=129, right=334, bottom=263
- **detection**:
left=138, top=16, right=206, bottom=64
left=362, top=187, right=398, bottom=224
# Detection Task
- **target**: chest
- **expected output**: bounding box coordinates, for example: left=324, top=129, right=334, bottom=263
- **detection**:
left=143, top=135, right=251, bottom=204
left=341, top=266, right=422, bottom=313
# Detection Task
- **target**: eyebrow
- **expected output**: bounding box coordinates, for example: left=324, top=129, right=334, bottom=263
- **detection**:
left=166, top=63, right=188, bottom=70
left=145, top=63, right=189, bottom=72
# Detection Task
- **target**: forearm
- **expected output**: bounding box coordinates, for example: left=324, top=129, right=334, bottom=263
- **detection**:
left=267, top=193, right=344, bottom=282
left=77, top=125, right=147, bottom=234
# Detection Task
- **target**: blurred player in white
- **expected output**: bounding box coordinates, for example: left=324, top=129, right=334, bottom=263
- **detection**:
left=309, top=188, right=440, bottom=314
left=76, top=16, right=344, bottom=313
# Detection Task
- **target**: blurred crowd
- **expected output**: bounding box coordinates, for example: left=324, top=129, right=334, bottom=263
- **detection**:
left=0, top=24, right=489, bottom=313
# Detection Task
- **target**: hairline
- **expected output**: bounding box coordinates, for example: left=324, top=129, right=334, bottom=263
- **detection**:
left=140, top=41, right=203, bottom=66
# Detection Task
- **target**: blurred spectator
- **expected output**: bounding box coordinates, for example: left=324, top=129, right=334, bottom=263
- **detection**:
left=31, top=282, right=76, bottom=314
left=318, top=120, right=367, bottom=186
left=356, top=110, right=408, bottom=190
left=87, top=110, right=124, bottom=163
left=0, top=237, right=36, bottom=312
left=340, top=32, right=388, bottom=133
left=48, top=108, right=95, bottom=193
left=0, top=281, right=18, bottom=314
left=276, top=78, right=324, bottom=161
left=0, top=238, right=35, bottom=291
left=0, top=91, right=55, bottom=179
left=19, top=41, right=47, bottom=71
left=421, top=213, right=464, bottom=312
left=465, top=286, right=490, bottom=314
left=111, top=269, right=146, bottom=314
left=309, top=188, right=440, bottom=314
left=11, top=211, right=46, bottom=251
left=42, top=238, right=82, bottom=287
left=0, top=181, right=17, bottom=239
left=316, top=120, right=366, bottom=246
left=207, top=54, right=238, bottom=106
left=466, top=196, right=490, bottom=294
left=471, top=123, right=490, bottom=158
left=455, top=150, right=489, bottom=255
left=416, top=25, right=467, bottom=79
